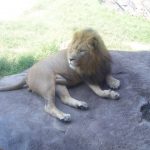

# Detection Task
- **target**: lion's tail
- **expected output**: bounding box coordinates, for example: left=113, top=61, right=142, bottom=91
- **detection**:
left=0, top=70, right=28, bottom=91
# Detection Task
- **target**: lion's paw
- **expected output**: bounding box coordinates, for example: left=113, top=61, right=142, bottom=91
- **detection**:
left=60, top=114, right=71, bottom=122
left=109, top=78, right=120, bottom=90
left=109, top=90, right=120, bottom=100
left=77, top=101, right=89, bottom=110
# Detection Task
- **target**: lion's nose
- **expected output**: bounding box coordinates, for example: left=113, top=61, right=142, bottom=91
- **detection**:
left=70, top=58, right=75, bottom=62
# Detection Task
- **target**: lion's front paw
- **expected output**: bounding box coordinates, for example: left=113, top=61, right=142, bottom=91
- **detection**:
left=77, top=101, right=89, bottom=110
left=103, top=90, right=120, bottom=100
left=44, top=105, right=71, bottom=122
left=60, top=114, right=71, bottom=122
left=108, top=78, right=120, bottom=90
left=109, top=90, right=120, bottom=100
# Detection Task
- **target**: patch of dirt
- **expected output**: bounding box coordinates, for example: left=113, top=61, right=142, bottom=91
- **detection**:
left=99, top=0, right=150, bottom=19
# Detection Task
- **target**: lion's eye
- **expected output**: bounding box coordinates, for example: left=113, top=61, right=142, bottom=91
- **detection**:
left=79, top=49, right=86, bottom=53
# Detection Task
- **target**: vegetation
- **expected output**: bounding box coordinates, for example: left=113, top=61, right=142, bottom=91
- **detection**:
left=0, top=0, right=150, bottom=76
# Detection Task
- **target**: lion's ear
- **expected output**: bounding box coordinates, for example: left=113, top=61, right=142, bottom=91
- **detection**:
left=88, top=37, right=99, bottom=50
left=72, top=31, right=80, bottom=42
left=89, top=36, right=107, bottom=52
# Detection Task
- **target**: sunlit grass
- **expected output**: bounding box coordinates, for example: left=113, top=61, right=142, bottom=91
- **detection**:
left=0, top=0, right=150, bottom=76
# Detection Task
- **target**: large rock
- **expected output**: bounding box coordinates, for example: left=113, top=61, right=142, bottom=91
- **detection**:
left=0, top=51, right=150, bottom=150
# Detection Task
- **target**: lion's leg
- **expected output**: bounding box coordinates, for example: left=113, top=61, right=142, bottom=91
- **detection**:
left=56, top=74, right=68, bottom=85
left=56, top=85, right=88, bottom=110
left=106, top=75, right=120, bottom=89
left=87, top=83, right=120, bottom=100
left=43, top=79, right=71, bottom=122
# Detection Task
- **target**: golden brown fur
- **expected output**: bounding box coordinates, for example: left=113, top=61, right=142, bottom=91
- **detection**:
left=67, top=28, right=111, bottom=84
left=0, top=28, right=120, bottom=122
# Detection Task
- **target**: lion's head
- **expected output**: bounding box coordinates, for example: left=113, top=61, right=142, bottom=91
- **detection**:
left=67, top=28, right=111, bottom=84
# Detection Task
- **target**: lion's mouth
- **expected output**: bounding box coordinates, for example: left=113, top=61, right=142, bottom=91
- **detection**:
left=68, top=58, right=77, bottom=70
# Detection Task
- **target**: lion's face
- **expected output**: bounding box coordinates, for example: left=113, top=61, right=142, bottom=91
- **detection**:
left=67, top=40, right=93, bottom=70
left=67, top=29, right=105, bottom=75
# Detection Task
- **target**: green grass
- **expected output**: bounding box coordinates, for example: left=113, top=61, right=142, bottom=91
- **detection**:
left=0, top=0, right=150, bottom=76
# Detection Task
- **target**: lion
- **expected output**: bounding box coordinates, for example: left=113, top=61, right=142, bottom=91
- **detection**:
left=0, top=28, right=120, bottom=122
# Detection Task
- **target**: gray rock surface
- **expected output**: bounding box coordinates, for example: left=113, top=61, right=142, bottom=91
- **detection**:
left=0, top=51, right=150, bottom=150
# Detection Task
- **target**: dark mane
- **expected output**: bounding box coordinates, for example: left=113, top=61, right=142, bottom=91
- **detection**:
left=74, top=29, right=111, bottom=85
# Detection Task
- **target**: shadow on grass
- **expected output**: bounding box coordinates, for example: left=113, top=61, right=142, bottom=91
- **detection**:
left=0, top=55, right=36, bottom=77
left=0, top=41, right=59, bottom=77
